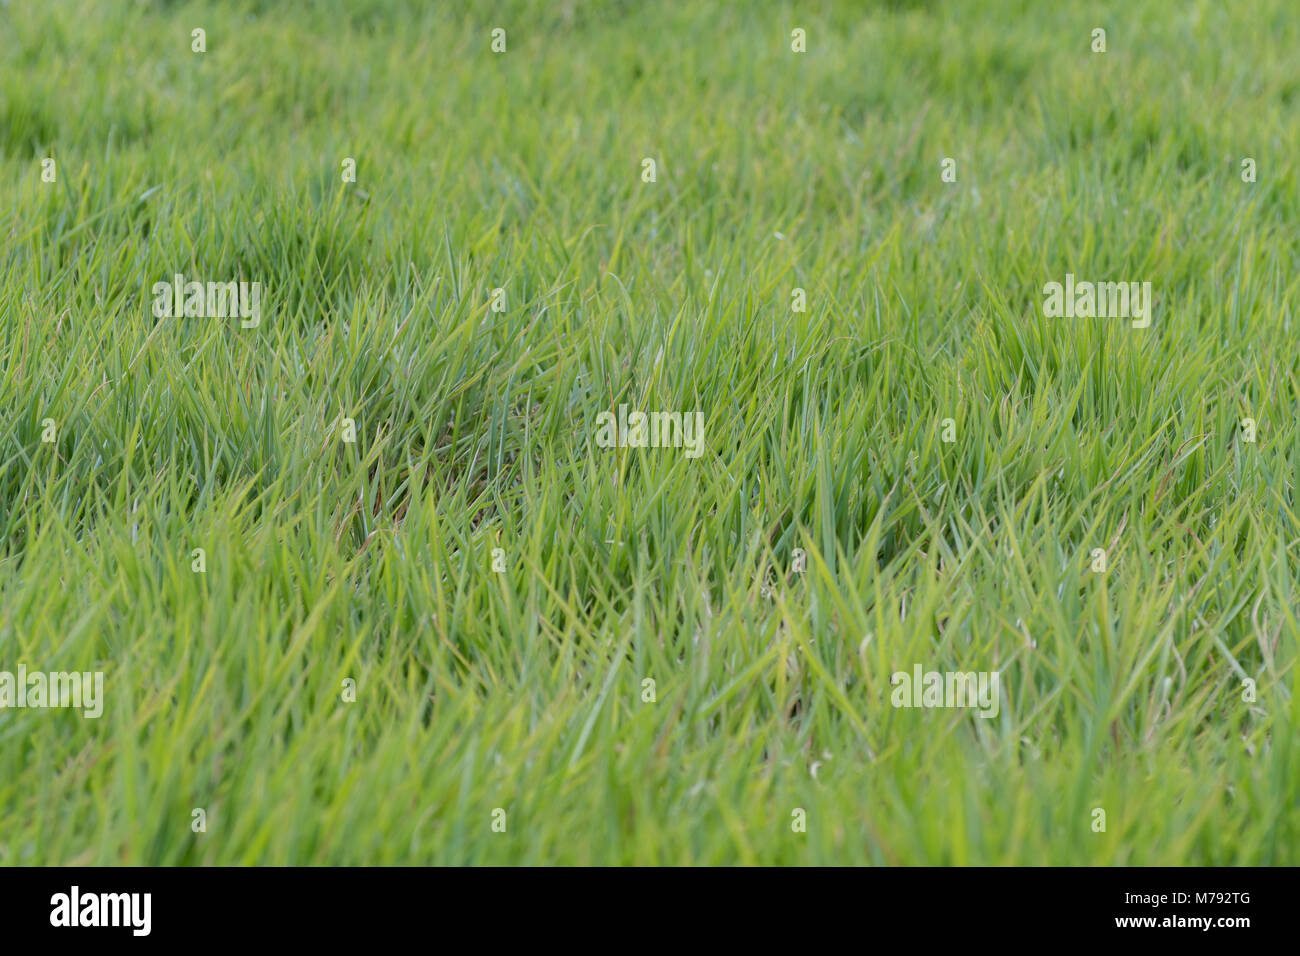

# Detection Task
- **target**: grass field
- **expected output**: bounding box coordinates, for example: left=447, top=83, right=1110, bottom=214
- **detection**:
left=2, top=0, right=1299, bottom=865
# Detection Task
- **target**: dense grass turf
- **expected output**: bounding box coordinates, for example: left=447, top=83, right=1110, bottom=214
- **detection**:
left=2, top=0, right=1299, bottom=864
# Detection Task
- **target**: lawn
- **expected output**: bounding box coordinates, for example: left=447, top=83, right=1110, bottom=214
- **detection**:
left=1, top=0, right=1298, bottom=865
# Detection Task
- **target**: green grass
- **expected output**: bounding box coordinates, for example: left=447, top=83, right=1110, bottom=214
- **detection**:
left=2, top=0, right=1299, bottom=865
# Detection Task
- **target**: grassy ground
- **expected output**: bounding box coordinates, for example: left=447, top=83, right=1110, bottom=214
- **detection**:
left=1, top=0, right=1298, bottom=865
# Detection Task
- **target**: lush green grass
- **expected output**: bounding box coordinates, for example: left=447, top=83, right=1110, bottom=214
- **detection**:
left=2, top=0, right=1298, bottom=865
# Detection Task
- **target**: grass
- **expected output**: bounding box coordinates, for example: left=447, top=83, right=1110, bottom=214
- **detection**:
left=1, top=0, right=1298, bottom=865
